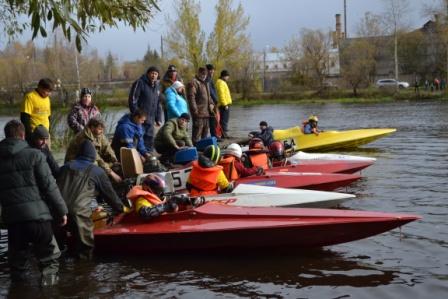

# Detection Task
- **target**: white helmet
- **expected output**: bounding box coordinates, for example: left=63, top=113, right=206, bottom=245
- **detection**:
left=225, top=143, right=242, bottom=159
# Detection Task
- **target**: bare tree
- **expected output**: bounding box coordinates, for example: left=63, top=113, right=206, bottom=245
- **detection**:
left=340, top=40, right=376, bottom=96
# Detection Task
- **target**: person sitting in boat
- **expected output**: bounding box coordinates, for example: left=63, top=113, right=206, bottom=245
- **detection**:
left=126, top=174, right=179, bottom=220
left=186, top=145, right=233, bottom=196
left=154, top=113, right=193, bottom=165
left=268, top=140, right=286, bottom=164
left=56, top=140, right=125, bottom=259
left=244, top=138, right=271, bottom=170
left=303, top=115, right=320, bottom=135
left=111, top=108, right=152, bottom=163
left=248, top=121, right=274, bottom=146
left=65, top=118, right=122, bottom=183
left=219, top=143, right=264, bottom=180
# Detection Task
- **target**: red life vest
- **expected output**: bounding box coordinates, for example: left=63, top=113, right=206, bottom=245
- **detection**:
left=219, top=155, right=239, bottom=181
left=188, top=161, right=223, bottom=196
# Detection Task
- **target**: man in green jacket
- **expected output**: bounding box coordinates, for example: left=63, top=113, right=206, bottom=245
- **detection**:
left=0, top=120, right=68, bottom=286
left=154, top=113, right=193, bottom=164
left=65, top=118, right=122, bottom=183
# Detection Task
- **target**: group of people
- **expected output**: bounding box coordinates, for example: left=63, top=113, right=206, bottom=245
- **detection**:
left=0, top=67, right=321, bottom=287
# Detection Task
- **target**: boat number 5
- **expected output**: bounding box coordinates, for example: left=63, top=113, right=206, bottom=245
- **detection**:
left=171, top=168, right=192, bottom=188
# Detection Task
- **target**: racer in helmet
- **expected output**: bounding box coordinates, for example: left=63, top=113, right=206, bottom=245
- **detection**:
left=248, top=121, right=274, bottom=146
left=269, top=140, right=285, bottom=161
left=186, top=145, right=233, bottom=196
left=245, top=138, right=272, bottom=169
left=126, top=174, right=178, bottom=220
left=303, top=115, right=320, bottom=135
left=219, top=143, right=264, bottom=180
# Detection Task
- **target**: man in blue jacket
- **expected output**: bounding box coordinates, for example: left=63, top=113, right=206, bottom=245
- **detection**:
left=111, top=108, right=152, bottom=163
left=206, top=64, right=219, bottom=138
left=128, top=66, right=163, bottom=152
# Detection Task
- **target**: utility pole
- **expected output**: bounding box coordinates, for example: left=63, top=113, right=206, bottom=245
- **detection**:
left=344, top=0, right=347, bottom=38
left=160, top=35, right=164, bottom=60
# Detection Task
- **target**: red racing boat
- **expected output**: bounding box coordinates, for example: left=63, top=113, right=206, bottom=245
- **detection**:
left=236, top=172, right=361, bottom=191
left=94, top=202, right=420, bottom=254
left=271, top=159, right=374, bottom=174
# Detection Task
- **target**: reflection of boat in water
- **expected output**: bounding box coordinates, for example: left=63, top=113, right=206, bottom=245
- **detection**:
left=273, top=127, right=397, bottom=152
left=95, top=249, right=398, bottom=293
left=94, top=202, right=420, bottom=254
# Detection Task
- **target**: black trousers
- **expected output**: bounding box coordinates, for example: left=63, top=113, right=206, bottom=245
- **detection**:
left=7, top=220, right=60, bottom=280
left=219, top=106, right=230, bottom=135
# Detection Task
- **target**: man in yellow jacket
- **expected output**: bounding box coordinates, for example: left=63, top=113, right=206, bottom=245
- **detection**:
left=216, top=70, right=232, bottom=138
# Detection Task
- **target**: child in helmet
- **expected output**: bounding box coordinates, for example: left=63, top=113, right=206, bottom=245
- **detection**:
left=220, top=143, right=264, bottom=180
left=126, top=174, right=178, bottom=220
left=303, top=115, right=320, bottom=135
left=268, top=140, right=286, bottom=164
left=186, top=145, right=233, bottom=196
left=244, top=138, right=272, bottom=170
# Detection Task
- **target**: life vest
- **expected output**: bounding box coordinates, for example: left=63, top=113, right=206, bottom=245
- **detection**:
left=219, top=155, right=239, bottom=181
left=246, top=150, right=270, bottom=170
left=126, top=185, right=163, bottom=212
left=188, top=161, right=223, bottom=196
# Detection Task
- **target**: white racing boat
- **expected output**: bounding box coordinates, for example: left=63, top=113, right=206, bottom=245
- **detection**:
left=287, top=151, right=376, bottom=163
left=204, top=184, right=355, bottom=208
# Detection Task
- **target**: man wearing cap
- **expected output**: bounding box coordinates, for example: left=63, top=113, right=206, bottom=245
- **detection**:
left=248, top=121, right=274, bottom=146
left=154, top=113, right=193, bottom=164
left=187, top=67, right=214, bottom=144
left=29, top=125, right=60, bottom=177
left=165, top=80, right=189, bottom=120
left=20, top=78, right=54, bottom=141
left=128, top=66, right=163, bottom=152
left=205, top=64, right=219, bottom=138
left=216, top=70, right=233, bottom=138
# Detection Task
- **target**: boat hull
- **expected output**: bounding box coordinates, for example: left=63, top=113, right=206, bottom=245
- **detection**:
left=94, top=203, right=420, bottom=254
left=271, top=159, right=374, bottom=174
left=273, top=127, right=396, bottom=152
left=236, top=172, right=361, bottom=191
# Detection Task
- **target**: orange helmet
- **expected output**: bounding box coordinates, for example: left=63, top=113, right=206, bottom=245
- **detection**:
left=249, top=138, right=264, bottom=150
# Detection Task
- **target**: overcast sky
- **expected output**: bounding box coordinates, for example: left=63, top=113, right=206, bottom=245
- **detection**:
left=7, top=0, right=441, bottom=61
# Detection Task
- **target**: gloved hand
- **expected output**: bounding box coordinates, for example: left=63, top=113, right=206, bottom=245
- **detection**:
left=256, top=166, right=264, bottom=176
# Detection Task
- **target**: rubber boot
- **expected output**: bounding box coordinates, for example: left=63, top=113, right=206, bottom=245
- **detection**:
left=41, top=274, right=59, bottom=287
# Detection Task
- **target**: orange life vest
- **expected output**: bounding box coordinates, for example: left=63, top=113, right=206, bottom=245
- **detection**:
left=219, top=155, right=239, bottom=181
left=126, top=185, right=163, bottom=206
left=188, top=161, right=223, bottom=196
left=247, top=150, right=270, bottom=170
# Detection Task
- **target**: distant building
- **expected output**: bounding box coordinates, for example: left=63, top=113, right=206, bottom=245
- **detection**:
left=255, top=51, right=292, bottom=92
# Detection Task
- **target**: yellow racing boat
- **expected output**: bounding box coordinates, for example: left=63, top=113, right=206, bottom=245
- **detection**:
left=273, top=127, right=396, bottom=152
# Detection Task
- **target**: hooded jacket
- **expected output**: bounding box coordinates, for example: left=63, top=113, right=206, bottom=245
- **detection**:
left=111, top=113, right=147, bottom=158
left=128, top=74, right=163, bottom=126
left=0, top=138, right=67, bottom=224
left=165, top=86, right=189, bottom=120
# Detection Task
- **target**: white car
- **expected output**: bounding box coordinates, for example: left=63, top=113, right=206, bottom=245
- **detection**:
left=376, top=79, right=410, bottom=89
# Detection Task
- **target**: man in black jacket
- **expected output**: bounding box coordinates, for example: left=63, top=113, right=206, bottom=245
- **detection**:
left=0, top=120, right=67, bottom=286
left=128, top=66, right=163, bottom=152
left=57, top=140, right=125, bottom=259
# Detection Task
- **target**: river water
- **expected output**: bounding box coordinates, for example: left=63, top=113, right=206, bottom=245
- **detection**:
left=0, top=100, right=447, bottom=298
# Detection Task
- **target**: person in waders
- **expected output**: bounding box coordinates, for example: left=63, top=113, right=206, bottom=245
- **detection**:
left=57, top=140, right=125, bottom=260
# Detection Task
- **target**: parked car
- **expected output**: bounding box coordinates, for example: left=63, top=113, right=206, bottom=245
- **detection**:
left=376, top=79, right=410, bottom=89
